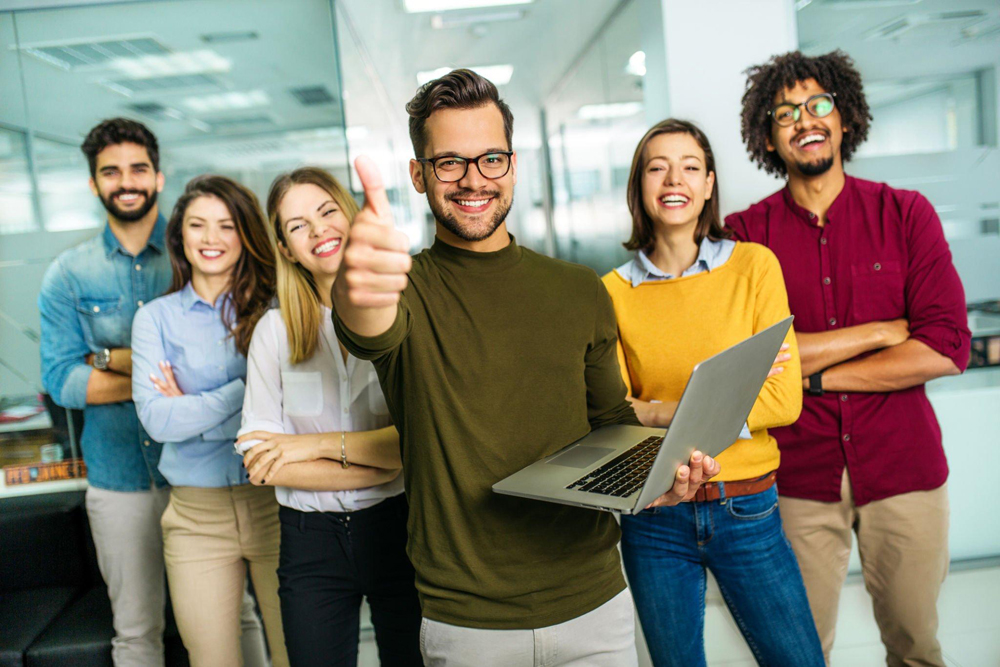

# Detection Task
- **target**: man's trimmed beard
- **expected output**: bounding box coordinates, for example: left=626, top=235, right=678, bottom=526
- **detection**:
left=98, top=187, right=158, bottom=223
left=796, top=156, right=834, bottom=177
left=426, top=184, right=513, bottom=243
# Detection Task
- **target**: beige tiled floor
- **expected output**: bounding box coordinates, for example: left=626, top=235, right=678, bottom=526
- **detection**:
left=356, top=563, right=1000, bottom=666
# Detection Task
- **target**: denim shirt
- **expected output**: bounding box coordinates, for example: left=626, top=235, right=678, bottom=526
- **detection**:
left=38, top=216, right=172, bottom=491
left=131, top=283, right=248, bottom=488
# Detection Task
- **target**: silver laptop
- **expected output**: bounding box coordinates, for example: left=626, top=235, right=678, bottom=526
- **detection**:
left=493, top=317, right=793, bottom=514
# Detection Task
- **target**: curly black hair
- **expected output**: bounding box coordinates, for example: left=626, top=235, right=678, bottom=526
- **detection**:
left=81, top=118, right=160, bottom=177
left=739, top=50, right=871, bottom=177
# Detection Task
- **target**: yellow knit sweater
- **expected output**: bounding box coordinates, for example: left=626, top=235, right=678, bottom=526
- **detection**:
left=602, top=242, right=802, bottom=482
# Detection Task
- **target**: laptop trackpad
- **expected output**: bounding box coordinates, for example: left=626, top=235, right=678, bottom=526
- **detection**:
left=547, top=446, right=614, bottom=469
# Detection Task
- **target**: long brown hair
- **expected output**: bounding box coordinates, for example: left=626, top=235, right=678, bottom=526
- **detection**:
left=624, top=118, right=730, bottom=253
left=266, top=167, right=359, bottom=365
left=166, top=175, right=275, bottom=356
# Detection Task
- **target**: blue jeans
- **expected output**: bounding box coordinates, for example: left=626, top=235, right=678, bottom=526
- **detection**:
left=621, top=485, right=823, bottom=667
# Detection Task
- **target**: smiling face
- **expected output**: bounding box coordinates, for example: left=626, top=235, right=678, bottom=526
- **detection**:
left=767, top=78, right=846, bottom=178
left=181, top=194, right=243, bottom=282
left=277, top=183, right=351, bottom=280
left=89, top=142, right=164, bottom=223
left=641, top=132, right=715, bottom=237
left=409, top=104, right=516, bottom=244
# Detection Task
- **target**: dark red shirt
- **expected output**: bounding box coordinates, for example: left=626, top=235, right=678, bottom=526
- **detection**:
left=726, top=175, right=970, bottom=505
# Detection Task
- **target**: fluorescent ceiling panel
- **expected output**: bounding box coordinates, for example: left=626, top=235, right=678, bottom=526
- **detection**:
left=183, top=90, right=270, bottom=113
left=404, top=0, right=532, bottom=12
left=430, top=9, right=525, bottom=27
left=416, top=64, right=513, bottom=86
left=110, top=50, right=230, bottom=79
left=104, top=73, right=223, bottom=95
left=577, top=102, right=644, bottom=120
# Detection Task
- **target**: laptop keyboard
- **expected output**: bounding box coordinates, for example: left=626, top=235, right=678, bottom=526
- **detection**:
left=565, top=435, right=662, bottom=497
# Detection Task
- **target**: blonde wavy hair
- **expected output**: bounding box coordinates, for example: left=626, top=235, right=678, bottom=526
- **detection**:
left=266, top=167, right=359, bottom=364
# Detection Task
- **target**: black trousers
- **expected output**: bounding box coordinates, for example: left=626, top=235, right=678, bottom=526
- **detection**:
left=277, top=494, right=422, bottom=667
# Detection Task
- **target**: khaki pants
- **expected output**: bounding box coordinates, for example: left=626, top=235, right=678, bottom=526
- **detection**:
left=162, top=484, right=289, bottom=667
left=86, top=485, right=171, bottom=667
left=779, top=470, right=949, bottom=667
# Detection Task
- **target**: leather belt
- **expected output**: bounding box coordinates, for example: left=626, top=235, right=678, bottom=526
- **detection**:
left=691, top=471, right=776, bottom=503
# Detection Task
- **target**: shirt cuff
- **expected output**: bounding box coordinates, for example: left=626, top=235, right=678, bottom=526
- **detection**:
left=235, top=420, right=286, bottom=455
left=60, top=363, right=94, bottom=410
left=910, top=324, right=971, bottom=372
left=203, top=412, right=242, bottom=444
left=218, top=378, right=247, bottom=414
left=737, top=423, right=752, bottom=440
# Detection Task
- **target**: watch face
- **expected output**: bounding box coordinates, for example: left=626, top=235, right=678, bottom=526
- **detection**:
left=95, top=349, right=110, bottom=370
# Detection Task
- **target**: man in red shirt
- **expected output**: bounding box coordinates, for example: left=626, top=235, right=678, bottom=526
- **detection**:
left=726, top=50, right=971, bottom=666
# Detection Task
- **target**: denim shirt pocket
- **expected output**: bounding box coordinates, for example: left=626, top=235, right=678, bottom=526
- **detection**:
left=76, top=296, right=126, bottom=350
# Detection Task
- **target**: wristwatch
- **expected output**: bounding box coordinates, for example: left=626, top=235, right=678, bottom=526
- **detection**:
left=93, top=348, right=111, bottom=371
left=807, top=371, right=824, bottom=397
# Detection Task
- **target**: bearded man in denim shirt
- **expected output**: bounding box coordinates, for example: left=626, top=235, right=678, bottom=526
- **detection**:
left=38, top=118, right=173, bottom=666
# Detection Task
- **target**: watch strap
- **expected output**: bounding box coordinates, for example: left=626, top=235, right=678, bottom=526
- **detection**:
left=808, top=371, right=824, bottom=396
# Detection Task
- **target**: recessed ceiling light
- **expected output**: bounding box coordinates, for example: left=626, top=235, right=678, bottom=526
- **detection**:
left=110, top=49, right=230, bottom=79
left=625, top=51, right=646, bottom=77
left=404, top=0, right=532, bottom=13
left=183, top=90, right=270, bottom=114
left=577, top=102, right=644, bottom=120
left=417, top=64, right=513, bottom=86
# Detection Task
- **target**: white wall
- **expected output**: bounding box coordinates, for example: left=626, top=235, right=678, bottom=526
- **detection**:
left=640, top=0, right=795, bottom=216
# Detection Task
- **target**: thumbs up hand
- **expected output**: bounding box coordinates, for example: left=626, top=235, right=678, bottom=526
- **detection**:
left=339, top=156, right=412, bottom=309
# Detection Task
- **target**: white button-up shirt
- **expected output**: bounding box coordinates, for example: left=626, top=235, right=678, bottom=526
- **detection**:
left=238, top=307, right=404, bottom=512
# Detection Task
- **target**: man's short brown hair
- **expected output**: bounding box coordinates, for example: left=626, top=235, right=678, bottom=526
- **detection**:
left=405, top=69, right=514, bottom=156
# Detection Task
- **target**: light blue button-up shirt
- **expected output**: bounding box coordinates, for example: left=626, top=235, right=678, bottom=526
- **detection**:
left=616, top=238, right=751, bottom=441
left=131, top=283, right=248, bottom=487
left=39, top=216, right=171, bottom=491
left=617, top=238, right=736, bottom=287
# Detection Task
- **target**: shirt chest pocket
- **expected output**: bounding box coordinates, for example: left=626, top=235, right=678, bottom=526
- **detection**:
left=282, top=371, right=324, bottom=418
left=75, top=297, right=125, bottom=349
left=851, top=260, right=905, bottom=323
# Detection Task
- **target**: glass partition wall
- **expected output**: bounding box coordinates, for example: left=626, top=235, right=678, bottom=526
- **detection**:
left=0, top=0, right=350, bottom=496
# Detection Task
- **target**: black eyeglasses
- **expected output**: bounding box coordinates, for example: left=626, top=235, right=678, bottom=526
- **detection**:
left=768, top=92, right=837, bottom=127
left=415, top=151, right=513, bottom=183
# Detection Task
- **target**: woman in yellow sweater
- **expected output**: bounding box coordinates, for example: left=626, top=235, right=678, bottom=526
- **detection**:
left=604, top=119, right=823, bottom=667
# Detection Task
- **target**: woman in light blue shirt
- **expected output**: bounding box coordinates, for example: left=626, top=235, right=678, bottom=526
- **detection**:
left=132, top=175, right=288, bottom=667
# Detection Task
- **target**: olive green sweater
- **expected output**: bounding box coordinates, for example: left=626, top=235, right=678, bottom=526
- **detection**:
left=333, top=236, right=638, bottom=629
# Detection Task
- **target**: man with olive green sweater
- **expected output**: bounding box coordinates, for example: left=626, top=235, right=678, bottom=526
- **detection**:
left=332, top=69, right=719, bottom=666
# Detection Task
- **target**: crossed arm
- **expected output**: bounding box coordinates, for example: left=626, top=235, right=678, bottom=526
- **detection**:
left=800, top=325, right=960, bottom=392
left=237, top=427, right=402, bottom=489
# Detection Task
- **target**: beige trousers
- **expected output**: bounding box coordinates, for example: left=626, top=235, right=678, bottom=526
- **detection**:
left=161, top=484, right=289, bottom=667
left=779, top=470, right=949, bottom=667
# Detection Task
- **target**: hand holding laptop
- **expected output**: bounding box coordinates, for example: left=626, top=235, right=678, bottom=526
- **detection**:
left=644, top=450, right=720, bottom=509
